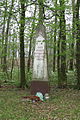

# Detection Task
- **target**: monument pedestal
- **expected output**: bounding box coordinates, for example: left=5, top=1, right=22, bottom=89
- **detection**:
left=30, top=81, right=50, bottom=95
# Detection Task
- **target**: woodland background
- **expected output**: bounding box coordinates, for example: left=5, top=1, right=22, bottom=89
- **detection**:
left=0, top=0, right=80, bottom=88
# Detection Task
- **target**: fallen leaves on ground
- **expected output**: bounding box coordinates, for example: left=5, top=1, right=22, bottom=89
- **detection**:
left=0, top=86, right=80, bottom=120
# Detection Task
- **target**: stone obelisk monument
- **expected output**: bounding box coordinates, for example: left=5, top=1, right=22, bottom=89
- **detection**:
left=31, top=24, right=49, bottom=95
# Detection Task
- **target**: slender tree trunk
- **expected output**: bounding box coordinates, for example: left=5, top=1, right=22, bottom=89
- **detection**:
left=1, top=0, right=7, bottom=66
left=27, top=5, right=36, bottom=72
left=53, top=0, right=57, bottom=72
left=3, top=0, right=14, bottom=73
left=1, top=15, right=6, bottom=65
left=69, top=44, right=74, bottom=70
left=76, top=0, right=80, bottom=89
left=59, top=0, right=67, bottom=88
left=38, top=0, right=44, bottom=25
left=69, top=0, right=76, bottom=70
left=19, top=0, right=26, bottom=88
left=10, top=32, right=15, bottom=79
left=47, top=30, right=53, bottom=75
left=57, top=29, right=61, bottom=87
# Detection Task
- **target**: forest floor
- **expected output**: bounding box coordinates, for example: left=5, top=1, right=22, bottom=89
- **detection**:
left=0, top=85, right=80, bottom=120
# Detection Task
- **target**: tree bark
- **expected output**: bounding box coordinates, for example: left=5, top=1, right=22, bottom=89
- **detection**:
left=38, top=0, right=44, bottom=25
left=53, top=0, right=57, bottom=72
left=57, top=29, right=61, bottom=87
left=1, top=0, right=7, bottom=66
left=76, top=0, right=80, bottom=89
left=27, top=5, right=36, bottom=72
left=58, top=0, right=67, bottom=88
left=10, top=31, right=15, bottom=79
left=19, top=0, right=26, bottom=88
left=3, top=0, right=14, bottom=73
left=69, top=0, right=76, bottom=70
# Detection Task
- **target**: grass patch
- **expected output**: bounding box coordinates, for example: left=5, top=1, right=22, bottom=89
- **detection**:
left=0, top=87, right=80, bottom=120
left=0, top=69, right=79, bottom=119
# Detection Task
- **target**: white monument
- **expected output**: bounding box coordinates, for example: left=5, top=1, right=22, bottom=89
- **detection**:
left=31, top=24, right=49, bottom=95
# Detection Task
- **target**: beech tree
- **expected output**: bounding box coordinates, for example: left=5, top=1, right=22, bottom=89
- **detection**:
left=76, top=0, right=80, bottom=89
left=1, top=0, right=7, bottom=66
left=69, top=0, right=76, bottom=70
left=27, top=5, right=36, bottom=72
left=53, top=0, right=57, bottom=72
left=19, top=0, right=26, bottom=88
left=3, top=0, right=15, bottom=73
left=58, top=0, right=67, bottom=88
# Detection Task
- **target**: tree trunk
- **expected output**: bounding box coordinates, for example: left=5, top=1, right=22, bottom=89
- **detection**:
left=10, top=31, right=15, bottom=79
left=3, top=0, right=14, bottom=73
left=57, top=29, right=61, bottom=87
left=53, top=0, right=57, bottom=72
left=76, top=0, right=80, bottom=89
left=27, top=5, right=36, bottom=72
left=19, top=0, right=26, bottom=88
left=58, top=0, right=67, bottom=88
left=1, top=0, right=7, bottom=67
left=69, top=0, right=76, bottom=70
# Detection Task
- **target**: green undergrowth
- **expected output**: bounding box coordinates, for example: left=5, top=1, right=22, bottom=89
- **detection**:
left=0, top=68, right=77, bottom=88
left=49, top=70, right=77, bottom=87
left=0, top=87, right=80, bottom=120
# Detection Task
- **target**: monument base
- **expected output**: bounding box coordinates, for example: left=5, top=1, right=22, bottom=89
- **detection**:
left=30, top=81, right=50, bottom=95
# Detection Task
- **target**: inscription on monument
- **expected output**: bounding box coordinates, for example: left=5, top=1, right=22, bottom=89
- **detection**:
left=34, top=36, right=45, bottom=60
left=33, top=34, right=45, bottom=78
